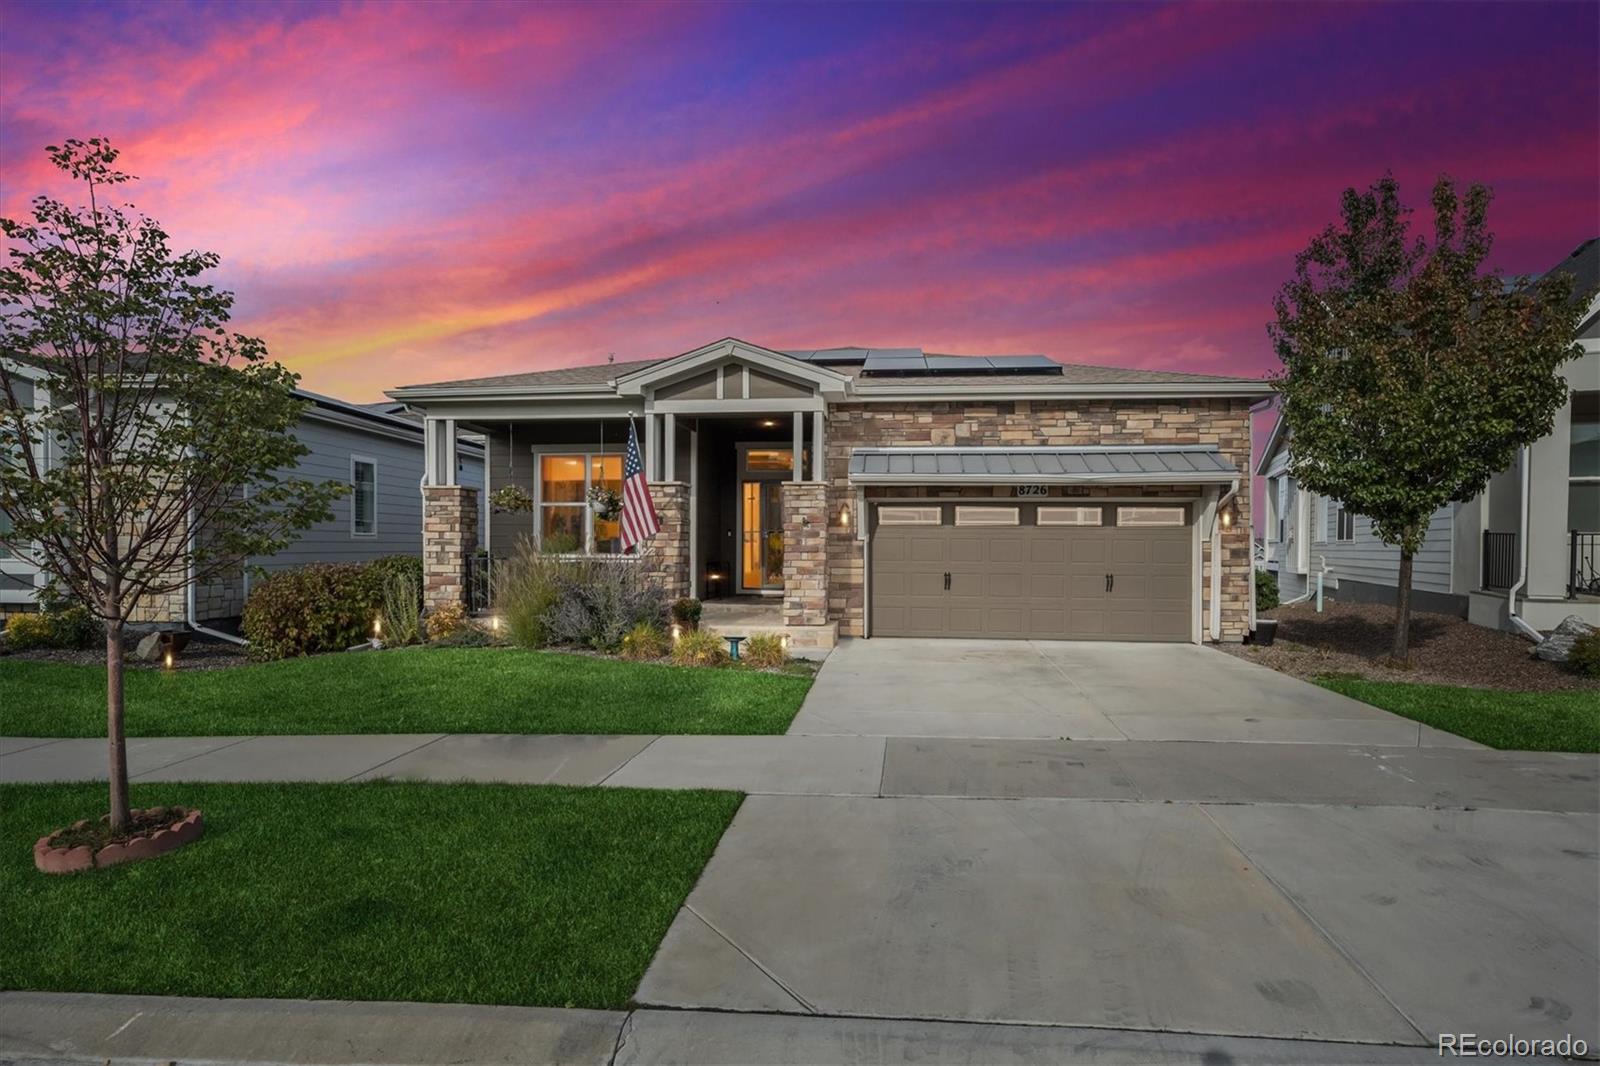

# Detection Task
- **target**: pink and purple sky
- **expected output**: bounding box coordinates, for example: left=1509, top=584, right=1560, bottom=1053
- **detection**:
left=2, top=0, right=1596, bottom=401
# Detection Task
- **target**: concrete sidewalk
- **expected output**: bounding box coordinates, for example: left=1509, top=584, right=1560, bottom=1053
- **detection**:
left=3, top=733, right=1595, bottom=809
left=0, top=991, right=1459, bottom=1064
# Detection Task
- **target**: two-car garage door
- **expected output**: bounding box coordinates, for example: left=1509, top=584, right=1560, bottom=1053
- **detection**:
left=870, top=502, right=1193, bottom=641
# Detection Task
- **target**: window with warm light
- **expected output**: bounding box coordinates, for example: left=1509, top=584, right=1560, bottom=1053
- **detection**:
left=743, top=448, right=793, bottom=473
left=539, top=452, right=623, bottom=553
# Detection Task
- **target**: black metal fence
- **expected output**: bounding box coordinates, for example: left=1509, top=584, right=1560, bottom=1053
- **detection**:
left=1572, top=530, right=1600, bottom=599
left=1482, top=530, right=1518, bottom=591
left=465, top=552, right=496, bottom=613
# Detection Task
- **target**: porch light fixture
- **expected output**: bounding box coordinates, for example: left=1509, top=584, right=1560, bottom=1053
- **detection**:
left=1220, top=497, right=1240, bottom=529
left=839, top=503, right=851, bottom=528
left=760, top=419, right=778, bottom=428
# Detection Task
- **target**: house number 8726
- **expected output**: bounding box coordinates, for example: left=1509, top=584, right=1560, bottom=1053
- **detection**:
left=1015, top=485, right=1048, bottom=497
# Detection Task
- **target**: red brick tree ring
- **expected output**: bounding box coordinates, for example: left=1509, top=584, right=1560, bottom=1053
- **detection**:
left=34, top=807, right=204, bottom=875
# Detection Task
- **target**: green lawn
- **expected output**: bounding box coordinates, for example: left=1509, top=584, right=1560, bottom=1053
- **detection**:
left=1318, top=678, right=1600, bottom=753
left=0, top=646, right=812, bottom=737
left=1, top=781, right=740, bottom=1007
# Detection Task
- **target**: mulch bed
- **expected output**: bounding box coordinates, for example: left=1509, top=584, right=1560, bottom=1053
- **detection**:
left=1224, top=599, right=1598, bottom=692
left=0, top=634, right=249, bottom=672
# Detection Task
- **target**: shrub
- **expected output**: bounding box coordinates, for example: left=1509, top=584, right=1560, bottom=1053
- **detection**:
left=1255, top=568, right=1280, bottom=613
left=1566, top=631, right=1600, bottom=678
left=620, top=621, right=671, bottom=661
left=381, top=571, right=423, bottom=647
left=743, top=632, right=787, bottom=669
left=671, top=628, right=728, bottom=667
left=431, top=620, right=499, bottom=648
left=425, top=601, right=468, bottom=642
left=241, top=555, right=420, bottom=659
left=543, top=558, right=665, bottom=652
left=3, top=606, right=101, bottom=651
left=670, top=597, right=703, bottom=630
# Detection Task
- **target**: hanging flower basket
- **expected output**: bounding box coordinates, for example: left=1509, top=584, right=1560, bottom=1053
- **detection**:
left=490, top=486, right=533, bottom=514
left=588, top=485, right=622, bottom=521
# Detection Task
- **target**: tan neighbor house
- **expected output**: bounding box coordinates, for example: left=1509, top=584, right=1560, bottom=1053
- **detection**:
left=387, top=338, right=1273, bottom=650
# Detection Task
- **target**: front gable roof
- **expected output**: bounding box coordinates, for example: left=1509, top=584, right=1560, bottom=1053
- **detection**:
left=611, top=337, right=849, bottom=397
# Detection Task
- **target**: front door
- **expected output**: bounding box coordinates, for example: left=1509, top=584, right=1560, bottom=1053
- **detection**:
left=740, top=480, right=785, bottom=591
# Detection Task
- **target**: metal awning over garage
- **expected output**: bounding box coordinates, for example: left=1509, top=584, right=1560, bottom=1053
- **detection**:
left=847, top=446, right=1240, bottom=485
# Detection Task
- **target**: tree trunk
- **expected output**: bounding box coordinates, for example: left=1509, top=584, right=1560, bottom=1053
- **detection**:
left=106, top=618, right=130, bottom=832
left=1392, top=549, right=1414, bottom=663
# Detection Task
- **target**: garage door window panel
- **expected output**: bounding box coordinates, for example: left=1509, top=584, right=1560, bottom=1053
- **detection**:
left=878, top=506, right=941, bottom=526
left=1038, top=506, right=1103, bottom=526
left=1117, top=505, right=1187, bottom=527
left=955, top=506, right=1019, bottom=526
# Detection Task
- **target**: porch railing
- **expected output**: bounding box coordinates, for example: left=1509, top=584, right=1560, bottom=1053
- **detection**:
left=1482, top=530, right=1517, bottom=591
left=1572, top=531, right=1600, bottom=599
left=465, top=552, right=496, bottom=613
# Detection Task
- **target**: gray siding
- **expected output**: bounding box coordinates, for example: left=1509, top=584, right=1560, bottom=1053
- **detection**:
left=250, top=414, right=482, bottom=574
left=1313, top=499, right=1455, bottom=597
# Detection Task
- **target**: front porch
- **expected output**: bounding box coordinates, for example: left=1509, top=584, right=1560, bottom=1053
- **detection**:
left=422, top=404, right=839, bottom=650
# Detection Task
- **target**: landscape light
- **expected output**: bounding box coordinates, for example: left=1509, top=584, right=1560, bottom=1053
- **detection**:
left=162, top=649, right=174, bottom=671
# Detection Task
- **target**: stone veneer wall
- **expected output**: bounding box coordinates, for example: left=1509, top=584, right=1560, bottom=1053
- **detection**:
left=423, top=485, right=479, bottom=611
left=780, top=482, right=828, bottom=626
left=820, top=398, right=1255, bottom=640
left=645, top=482, right=690, bottom=601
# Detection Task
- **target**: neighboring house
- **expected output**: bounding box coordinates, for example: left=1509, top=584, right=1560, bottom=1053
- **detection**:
left=0, top=385, right=484, bottom=626
left=386, top=337, right=1273, bottom=650
left=1258, top=238, right=1600, bottom=633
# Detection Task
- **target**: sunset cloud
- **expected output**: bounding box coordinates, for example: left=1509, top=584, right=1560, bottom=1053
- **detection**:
left=2, top=0, right=1594, bottom=400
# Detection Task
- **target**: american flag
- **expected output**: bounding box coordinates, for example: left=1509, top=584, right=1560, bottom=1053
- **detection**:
left=619, top=421, right=659, bottom=551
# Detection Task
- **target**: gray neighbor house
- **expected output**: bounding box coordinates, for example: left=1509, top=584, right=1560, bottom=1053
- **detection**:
left=1259, top=238, right=1600, bottom=634
left=0, top=385, right=484, bottom=627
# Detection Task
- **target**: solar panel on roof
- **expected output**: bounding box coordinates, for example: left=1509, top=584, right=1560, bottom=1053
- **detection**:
left=809, top=349, right=870, bottom=365
left=924, top=356, right=994, bottom=374
left=862, top=350, right=928, bottom=375
left=987, top=355, right=1063, bottom=375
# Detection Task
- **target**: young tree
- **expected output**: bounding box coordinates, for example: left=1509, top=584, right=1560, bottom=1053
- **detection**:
left=0, top=139, right=340, bottom=829
left=1269, top=175, right=1590, bottom=660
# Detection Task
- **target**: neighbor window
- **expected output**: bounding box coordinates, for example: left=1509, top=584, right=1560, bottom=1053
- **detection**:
left=1116, top=505, right=1185, bottom=527
left=955, top=506, right=1019, bottom=526
left=1037, top=506, right=1102, bottom=526
left=1313, top=495, right=1328, bottom=544
left=0, top=378, right=31, bottom=559
left=878, top=506, right=941, bottom=526
left=351, top=457, right=377, bottom=536
left=538, top=452, right=623, bottom=554
left=1336, top=505, right=1355, bottom=542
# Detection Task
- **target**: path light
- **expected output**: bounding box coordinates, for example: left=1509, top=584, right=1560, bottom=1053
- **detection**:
left=671, top=623, right=682, bottom=641
left=373, top=614, right=383, bottom=639
left=162, top=648, right=174, bottom=671
left=490, top=615, right=501, bottom=633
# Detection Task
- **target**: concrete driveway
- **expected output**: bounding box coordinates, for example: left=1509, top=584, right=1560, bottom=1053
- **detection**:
left=789, top=638, right=1474, bottom=746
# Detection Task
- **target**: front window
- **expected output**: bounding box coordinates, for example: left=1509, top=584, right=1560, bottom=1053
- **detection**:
left=1570, top=391, right=1599, bottom=531
left=539, top=452, right=623, bottom=554
left=351, top=457, right=377, bottom=536
left=1336, top=505, right=1354, bottom=542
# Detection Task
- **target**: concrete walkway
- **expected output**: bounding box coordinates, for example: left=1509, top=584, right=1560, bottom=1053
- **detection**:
left=4, top=733, right=1595, bottom=810
left=0, top=990, right=1467, bottom=1064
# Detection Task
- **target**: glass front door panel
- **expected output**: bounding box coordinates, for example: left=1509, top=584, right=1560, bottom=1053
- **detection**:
left=740, top=481, right=786, bottom=591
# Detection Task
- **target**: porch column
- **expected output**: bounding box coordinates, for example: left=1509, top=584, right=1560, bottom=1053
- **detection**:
left=644, top=411, right=658, bottom=480
left=811, top=410, right=826, bottom=483
left=781, top=482, right=828, bottom=626
left=645, top=481, right=689, bottom=599
left=792, top=413, right=803, bottom=483
left=423, top=484, right=479, bottom=611
left=663, top=412, right=676, bottom=481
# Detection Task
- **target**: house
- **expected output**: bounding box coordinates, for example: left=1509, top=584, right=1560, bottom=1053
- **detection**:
left=0, top=385, right=485, bottom=627
left=1258, top=238, right=1600, bottom=634
left=385, top=338, right=1273, bottom=650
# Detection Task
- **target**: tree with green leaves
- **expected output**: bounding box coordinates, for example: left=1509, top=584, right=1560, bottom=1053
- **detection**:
left=0, top=139, right=341, bottom=830
left=1270, top=175, right=1590, bottom=661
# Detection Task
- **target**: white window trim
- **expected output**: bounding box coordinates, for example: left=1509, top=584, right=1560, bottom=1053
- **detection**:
left=878, top=505, right=941, bottom=526
left=1116, top=505, right=1186, bottom=527
left=954, top=505, right=1019, bottom=526
left=350, top=455, right=378, bottom=538
left=1037, top=505, right=1102, bottom=526
left=1335, top=505, right=1355, bottom=543
left=532, top=446, right=626, bottom=556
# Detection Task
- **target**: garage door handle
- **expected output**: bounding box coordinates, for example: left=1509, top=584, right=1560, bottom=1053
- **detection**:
left=944, top=571, right=951, bottom=591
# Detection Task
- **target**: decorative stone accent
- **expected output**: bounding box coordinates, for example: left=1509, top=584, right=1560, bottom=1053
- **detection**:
left=1534, top=615, right=1596, bottom=662
left=644, top=482, right=690, bottom=600
left=821, top=399, right=1254, bottom=640
left=781, top=482, right=828, bottom=627
left=34, top=807, right=204, bottom=875
left=423, top=485, right=480, bottom=611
